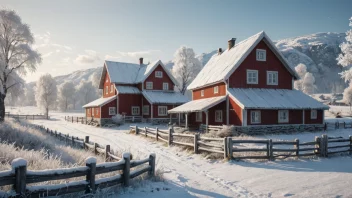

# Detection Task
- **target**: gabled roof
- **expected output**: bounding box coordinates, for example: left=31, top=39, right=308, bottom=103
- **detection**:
left=142, top=90, right=189, bottom=105
left=168, top=96, right=227, bottom=113
left=82, top=95, right=117, bottom=108
left=116, top=86, right=141, bottom=94
left=187, top=31, right=299, bottom=90
left=99, top=60, right=178, bottom=89
left=228, top=88, right=329, bottom=110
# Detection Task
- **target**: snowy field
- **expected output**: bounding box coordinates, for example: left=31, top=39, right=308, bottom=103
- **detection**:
left=7, top=106, right=352, bottom=198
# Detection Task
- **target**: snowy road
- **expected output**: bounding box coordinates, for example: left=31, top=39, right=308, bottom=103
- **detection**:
left=31, top=115, right=352, bottom=198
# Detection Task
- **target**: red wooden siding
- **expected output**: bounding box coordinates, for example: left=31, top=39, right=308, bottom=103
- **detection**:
left=103, top=72, right=116, bottom=98
left=228, top=40, right=293, bottom=89
left=118, top=94, right=142, bottom=116
left=304, top=110, right=323, bottom=124
left=144, top=65, right=174, bottom=91
left=247, top=109, right=303, bottom=125
left=189, top=101, right=227, bottom=125
left=101, top=99, right=117, bottom=118
left=192, top=82, right=227, bottom=100
left=229, top=98, right=242, bottom=126
left=89, top=107, right=100, bottom=118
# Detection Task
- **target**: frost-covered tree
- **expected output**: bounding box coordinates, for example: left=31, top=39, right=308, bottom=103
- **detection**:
left=338, top=17, right=352, bottom=84
left=294, top=63, right=316, bottom=94
left=172, top=46, right=202, bottom=95
left=35, top=74, right=57, bottom=119
left=23, top=86, right=35, bottom=106
left=343, top=84, right=352, bottom=111
left=89, top=71, right=100, bottom=89
left=294, top=63, right=307, bottom=90
left=76, top=79, right=97, bottom=106
left=57, top=81, right=75, bottom=111
left=0, top=9, right=41, bottom=121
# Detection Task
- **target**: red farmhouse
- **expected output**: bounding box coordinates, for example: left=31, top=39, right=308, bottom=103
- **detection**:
left=83, top=59, right=188, bottom=125
left=169, top=31, right=328, bottom=131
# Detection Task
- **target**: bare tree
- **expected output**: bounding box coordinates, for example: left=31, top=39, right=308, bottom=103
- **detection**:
left=35, top=74, right=57, bottom=119
left=0, top=9, right=41, bottom=121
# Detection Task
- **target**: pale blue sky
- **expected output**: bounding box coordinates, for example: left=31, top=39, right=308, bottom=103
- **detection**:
left=1, top=0, right=351, bottom=82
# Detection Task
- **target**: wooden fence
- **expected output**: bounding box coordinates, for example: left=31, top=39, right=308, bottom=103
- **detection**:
left=130, top=126, right=352, bottom=160
left=0, top=125, right=156, bottom=197
left=324, top=121, right=352, bottom=130
left=5, top=112, right=47, bottom=120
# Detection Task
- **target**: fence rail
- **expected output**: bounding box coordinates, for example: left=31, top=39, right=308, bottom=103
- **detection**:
left=0, top=125, right=156, bottom=197
left=5, top=112, right=47, bottom=120
left=130, top=125, right=352, bottom=160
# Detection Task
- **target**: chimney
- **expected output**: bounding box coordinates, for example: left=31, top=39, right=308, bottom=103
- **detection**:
left=218, top=48, right=222, bottom=55
left=228, top=38, right=236, bottom=50
left=139, top=57, right=144, bottom=65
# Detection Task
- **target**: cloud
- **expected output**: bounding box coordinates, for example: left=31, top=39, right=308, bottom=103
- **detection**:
left=42, top=51, right=54, bottom=58
left=74, top=50, right=100, bottom=65
left=105, top=50, right=161, bottom=62
left=116, top=50, right=161, bottom=58
left=33, top=32, right=72, bottom=51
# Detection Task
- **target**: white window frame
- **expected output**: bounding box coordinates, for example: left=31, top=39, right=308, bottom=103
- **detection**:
left=215, top=110, right=223, bottom=122
left=201, top=90, right=204, bottom=97
left=95, top=108, right=98, bottom=116
left=109, top=107, right=116, bottom=115
left=143, top=105, right=149, bottom=115
left=105, top=86, right=108, bottom=94
left=256, top=49, right=266, bottom=61
left=131, top=106, right=140, bottom=115
left=311, top=110, right=317, bottom=119
left=196, top=112, right=202, bottom=122
left=251, top=110, right=261, bottom=124
left=158, top=106, right=168, bottom=116
left=146, top=82, right=153, bottom=89
left=110, top=84, right=114, bottom=93
left=247, top=70, right=258, bottom=84
left=88, top=108, right=91, bottom=114
left=214, top=86, right=219, bottom=94
left=163, top=83, right=169, bottom=91
left=155, top=71, right=163, bottom=78
left=278, top=110, right=289, bottom=123
left=92, top=108, right=95, bottom=116
left=267, top=71, right=278, bottom=85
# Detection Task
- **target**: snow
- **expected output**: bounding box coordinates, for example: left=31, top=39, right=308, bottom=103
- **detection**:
left=96, top=160, right=125, bottom=169
left=27, top=180, right=88, bottom=192
left=96, top=174, right=122, bottom=185
left=85, top=156, right=97, bottom=164
left=11, top=158, right=27, bottom=168
left=0, top=170, right=12, bottom=177
left=228, top=88, right=329, bottom=109
left=116, top=86, right=141, bottom=94
left=123, top=152, right=131, bottom=159
left=82, top=95, right=116, bottom=108
left=142, top=91, right=189, bottom=105
left=168, top=96, right=226, bottom=113
left=187, top=31, right=299, bottom=90
left=26, top=107, right=352, bottom=197
left=27, top=166, right=88, bottom=175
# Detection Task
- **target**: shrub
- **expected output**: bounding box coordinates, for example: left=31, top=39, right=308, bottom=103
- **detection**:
left=111, top=114, right=124, bottom=125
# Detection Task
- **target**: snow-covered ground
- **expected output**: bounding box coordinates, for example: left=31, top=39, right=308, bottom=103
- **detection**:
left=6, top=106, right=348, bottom=198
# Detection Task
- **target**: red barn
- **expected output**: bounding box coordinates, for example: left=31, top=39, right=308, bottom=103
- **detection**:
left=169, top=31, right=328, bottom=132
left=83, top=58, right=188, bottom=125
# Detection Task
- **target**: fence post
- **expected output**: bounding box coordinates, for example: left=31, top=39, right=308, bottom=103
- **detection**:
left=84, top=136, right=89, bottom=150
left=223, top=137, right=228, bottom=159
left=145, top=127, right=147, bottom=137
left=322, top=134, right=328, bottom=157
left=314, top=136, right=320, bottom=156
left=54, top=130, right=57, bottom=137
left=168, top=128, right=172, bottom=147
left=349, top=135, right=352, bottom=155
left=33, top=115, right=34, bottom=120
left=324, top=123, right=327, bottom=131
left=194, top=134, right=199, bottom=154
left=72, top=117, right=73, bottom=123
left=268, top=139, right=272, bottom=160
left=12, top=158, right=27, bottom=198
left=123, top=153, right=131, bottom=186
left=148, top=153, right=156, bottom=176
left=227, top=137, right=233, bottom=159
left=85, top=157, right=96, bottom=194
left=156, top=127, right=159, bottom=141
left=94, top=143, right=98, bottom=155
left=105, top=145, right=110, bottom=162
left=135, top=126, right=139, bottom=135
left=46, top=128, right=49, bottom=134
left=65, top=116, right=66, bottom=121
left=72, top=136, right=75, bottom=146
left=294, top=138, right=300, bottom=157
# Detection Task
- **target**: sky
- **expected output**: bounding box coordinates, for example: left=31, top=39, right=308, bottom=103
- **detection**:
left=1, top=0, right=351, bottom=82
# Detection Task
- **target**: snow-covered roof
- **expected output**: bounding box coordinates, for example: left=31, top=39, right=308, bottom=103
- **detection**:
left=82, top=95, right=116, bottom=108
left=168, top=96, right=227, bottom=113
left=142, top=91, right=189, bottom=105
left=228, top=88, right=329, bottom=110
left=188, top=31, right=299, bottom=90
left=116, top=86, right=141, bottom=94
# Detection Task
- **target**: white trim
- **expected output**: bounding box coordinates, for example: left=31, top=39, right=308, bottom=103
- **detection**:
left=246, top=70, right=258, bottom=84
left=110, top=84, right=114, bottom=93
left=158, top=106, right=168, bottom=116
left=109, top=107, right=116, bottom=115
left=163, top=82, right=169, bottom=91
left=196, top=112, right=202, bottom=122
left=311, top=110, right=317, bottom=119
left=215, top=110, right=223, bottom=122
left=243, top=109, right=247, bottom=126
left=105, top=85, right=108, bottom=95
left=88, top=108, right=91, bottom=114
left=322, top=110, right=325, bottom=124
left=278, top=110, right=289, bottom=123
left=226, top=96, right=229, bottom=125
left=143, top=105, right=149, bottom=115
left=250, top=110, right=261, bottom=124
left=131, top=106, right=140, bottom=115
left=201, top=90, right=204, bottom=97
left=267, top=71, right=278, bottom=85
left=302, top=110, right=305, bottom=124
left=256, top=49, right=266, bottom=61
left=214, top=86, right=219, bottom=94
left=92, top=107, right=95, bottom=116
left=146, top=82, right=153, bottom=89
left=155, top=71, right=163, bottom=78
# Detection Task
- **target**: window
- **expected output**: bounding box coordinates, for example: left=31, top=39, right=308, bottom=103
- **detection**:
left=146, top=82, right=153, bottom=89
left=267, top=71, right=278, bottom=85
left=92, top=108, right=94, bottom=116
left=155, top=71, right=163, bottom=78
left=143, top=105, right=149, bottom=115
left=95, top=108, right=98, bottom=115
left=105, top=86, right=108, bottom=94
left=251, top=111, right=261, bottom=124
left=109, top=107, right=116, bottom=115
left=196, top=112, right=202, bottom=122
left=158, top=106, right=168, bottom=116
left=131, top=106, right=140, bottom=115
left=110, top=84, right=114, bottom=93
left=88, top=109, right=91, bottom=114
left=247, top=70, right=258, bottom=84
left=278, top=110, right=289, bottom=123
left=214, top=86, right=219, bottom=94
left=215, top=110, right=223, bottom=122
left=311, top=110, right=317, bottom=119
left=201, top=90, right=204, bottom=97
left=256, top=49, right=266, bottom=61
left=163, top=83, right=169, bottom=90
